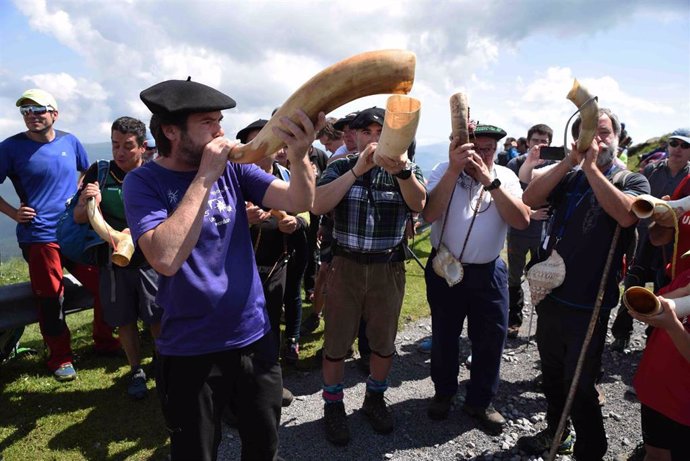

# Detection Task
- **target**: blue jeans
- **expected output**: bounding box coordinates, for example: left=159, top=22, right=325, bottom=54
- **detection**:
left=426, top=251, right=508, bottom=408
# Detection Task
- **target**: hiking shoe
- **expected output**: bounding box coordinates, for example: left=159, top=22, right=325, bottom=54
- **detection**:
left=282, top=338, right=300, bottom=365
left=282, top=387, right=294, bottom=407
left=507, top=324, right=520, bottom=339
left=323, top=401, right=349, bottom=445
left=54, top=363, right=77, bottom=382
left=611, top=337, right=630, bottom=352
left=517, top=428, right=574, bottom=455
left=361, top=391, right=393, bottom=434
left=300, top=313, right=321, bottom=336
left=427, top=394, right=454, bottom=420
left=462, top=404, right=506, bottom=435
left=417, top=337, right=432, bottom=354
left=128, top=368, right=147, bottom=400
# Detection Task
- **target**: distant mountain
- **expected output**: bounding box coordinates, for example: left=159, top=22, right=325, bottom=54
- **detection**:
left=413, top=142, right=448, bottom=177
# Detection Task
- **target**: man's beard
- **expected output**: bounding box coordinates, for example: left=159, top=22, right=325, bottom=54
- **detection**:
left=178, top=130, right=204, bottom=167
left=596, top=137, right=619, bottom=168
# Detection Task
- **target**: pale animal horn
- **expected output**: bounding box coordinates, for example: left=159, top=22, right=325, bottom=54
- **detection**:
left=86, top=198, right=135, bottom=267
left=566, top=79, right=599, bottom=153
left=449, top=93, right=470, bottom=145
left=374, top=95, right=421, bottom=163
left=229, top=49, right=416, bottom=164
left=631, top=194, right=690, bottom=227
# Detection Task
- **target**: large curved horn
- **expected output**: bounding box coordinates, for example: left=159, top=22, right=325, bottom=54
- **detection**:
left=374, top=94, right=421, bottom=163
left=229, top=49, right=416, bottom=164
left=566, top=79, right=599, bottom=153
left=86, top=198, right=135, bottom=267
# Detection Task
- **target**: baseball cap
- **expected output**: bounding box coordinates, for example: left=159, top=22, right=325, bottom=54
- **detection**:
left=350, top=107, right=385, bottom=130
left=16, top=89, right=58, bottom=111
left=333, top=111, right=359, bottom=131
left=669, top=128, right=690, bottom=144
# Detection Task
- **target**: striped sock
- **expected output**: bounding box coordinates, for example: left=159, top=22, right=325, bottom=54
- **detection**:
left=366, top=375, right=388, bottom=393
left=322, top=382, right=344, bottom=403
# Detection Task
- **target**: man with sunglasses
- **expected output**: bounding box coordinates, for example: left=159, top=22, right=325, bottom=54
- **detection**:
left=0, top=89, right=120, bottom=381
left=610, top=127, right=690, bottom=352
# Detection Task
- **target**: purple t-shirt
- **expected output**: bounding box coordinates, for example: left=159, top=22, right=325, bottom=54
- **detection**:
left=123, top=161, right=276, bottom=356
left=0, top=131, right=89, bottom=243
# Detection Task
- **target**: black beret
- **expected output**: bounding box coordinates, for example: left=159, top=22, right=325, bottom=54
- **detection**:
left=473, top=124, right=507, bottom=141
left=140, top=77, right=236, bottom=116
left=333, top=111, right=359, bottom=131
left=350, top=107, right=385, bottom=130
left=236, top=119, right=268, bottom=144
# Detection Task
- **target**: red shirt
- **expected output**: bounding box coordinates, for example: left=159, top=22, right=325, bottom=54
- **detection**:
left=633, top=269, right=690, bottom=426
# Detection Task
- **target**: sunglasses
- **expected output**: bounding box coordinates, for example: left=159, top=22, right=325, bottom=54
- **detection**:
left=19, top=105, right=53, bottom=116
left=669, top=139, right=690, bottom=149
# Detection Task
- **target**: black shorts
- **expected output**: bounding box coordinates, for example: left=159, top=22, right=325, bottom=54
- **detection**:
left=641, top=403, right=690, bottom=457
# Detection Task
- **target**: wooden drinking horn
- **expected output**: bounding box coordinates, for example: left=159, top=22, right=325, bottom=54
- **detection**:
left=228, top=49, right=416, bottom=164
left=374, top=95, right=421, bottom=163
left=566, top=79, right=599, bottom=153
left=86, top=198, right=135, bottom=267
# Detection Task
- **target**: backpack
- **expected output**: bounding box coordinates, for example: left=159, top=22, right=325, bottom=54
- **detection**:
left=56, top=160, right=110, bottom=265
left=0, top=327, right=24, bottom=365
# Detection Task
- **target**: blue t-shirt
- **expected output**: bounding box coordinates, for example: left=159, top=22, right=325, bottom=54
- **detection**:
left=123, top=161, right=276, bottom=356
left=0, top=131, right=89, bottom=243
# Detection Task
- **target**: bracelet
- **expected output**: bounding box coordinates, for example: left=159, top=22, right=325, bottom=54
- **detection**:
left=351, top=168, right=360, bottom=180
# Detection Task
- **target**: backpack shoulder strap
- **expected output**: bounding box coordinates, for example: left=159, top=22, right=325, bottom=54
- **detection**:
left=610, top=168, right=632, bottom=190
left=96, top=160, right=110, bottom=190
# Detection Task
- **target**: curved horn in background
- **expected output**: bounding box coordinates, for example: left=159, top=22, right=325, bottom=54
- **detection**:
left=566, top=79, right=599, bottom=154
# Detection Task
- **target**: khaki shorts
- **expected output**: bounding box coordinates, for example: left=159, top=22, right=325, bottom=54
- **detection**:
left=323, top=256, right=405, bottom=359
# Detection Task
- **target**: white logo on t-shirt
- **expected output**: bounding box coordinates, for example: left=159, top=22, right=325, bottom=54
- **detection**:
left=167, top=189, right=179, bottom=205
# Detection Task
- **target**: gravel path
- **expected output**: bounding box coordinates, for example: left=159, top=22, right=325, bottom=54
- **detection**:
left=218, top=287, right=645, bottom=461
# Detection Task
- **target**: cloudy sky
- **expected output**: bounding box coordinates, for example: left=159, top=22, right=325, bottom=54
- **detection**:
left=1, top=0, right=688, bottom=150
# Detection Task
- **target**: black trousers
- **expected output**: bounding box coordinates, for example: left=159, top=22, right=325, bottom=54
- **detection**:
left=536, top=297, right=610, bottom=461
left=156, top=334, right=282, bottom=461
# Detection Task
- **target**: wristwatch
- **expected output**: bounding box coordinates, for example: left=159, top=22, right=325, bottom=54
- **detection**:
left=483, top=178, right=501, bottom=191
left=393, top=162, right=413, bottom=180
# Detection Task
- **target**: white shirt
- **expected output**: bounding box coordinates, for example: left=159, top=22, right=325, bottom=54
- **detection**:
left=429, top=162, right=523, bottom=264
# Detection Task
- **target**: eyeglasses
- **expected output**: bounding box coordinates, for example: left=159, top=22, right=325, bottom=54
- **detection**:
left=19, top=105, right=53, bottom=116
left=669, top=140, right=690, bottom=149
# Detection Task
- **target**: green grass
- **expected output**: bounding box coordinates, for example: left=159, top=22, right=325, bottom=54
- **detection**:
left=0, top=231, right=434, bottom=460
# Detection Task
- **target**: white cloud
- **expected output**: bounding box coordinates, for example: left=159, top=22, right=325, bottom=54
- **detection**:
left=1, top=0, right=688, bottom=148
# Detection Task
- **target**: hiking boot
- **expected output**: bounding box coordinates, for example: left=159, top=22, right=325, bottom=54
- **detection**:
left=611, top=337, right=630, bottom=352
left=128, top=368, right=147, bottom=400
left=462, top=403, right=506, bottom=435
left=282, top=338, right=300, bottom=365
left=282, top=387, right=294, bottom=407
left=361, top=391, right=393, bottom=434
left=300, top=313, right=321, bottom=336
left=507, top=324, right=520, bottom=339
left=417, top=337, right=432, bottom=354
left=517, top=428, right=574, bottom=456
left=427, top=394, right=454, bottom=420
left=54, top=362, right=77, bottom=382
left=323, top=401, right=349, bottom=445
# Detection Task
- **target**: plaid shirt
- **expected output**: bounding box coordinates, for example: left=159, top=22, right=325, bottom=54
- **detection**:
left=318, top=156, right=425, bottom=252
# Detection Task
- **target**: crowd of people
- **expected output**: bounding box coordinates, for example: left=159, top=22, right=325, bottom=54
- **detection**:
left=0, top=82, right=688, bottom=461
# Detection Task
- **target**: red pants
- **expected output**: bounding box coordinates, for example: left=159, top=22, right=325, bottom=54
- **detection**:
left=22, top=242, right=120, bottom=371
